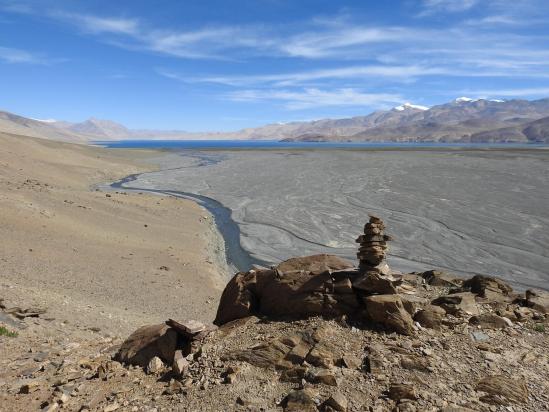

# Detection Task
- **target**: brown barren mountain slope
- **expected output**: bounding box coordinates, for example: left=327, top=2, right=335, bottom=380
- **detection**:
left=0, top=131, right=226, bottom=337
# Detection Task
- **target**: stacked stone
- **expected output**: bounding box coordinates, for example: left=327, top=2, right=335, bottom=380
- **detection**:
left=356, top=215, right=393, bottom=274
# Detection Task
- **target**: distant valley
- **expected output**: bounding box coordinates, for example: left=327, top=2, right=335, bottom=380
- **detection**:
left=2, top=97, right=549, bottom=143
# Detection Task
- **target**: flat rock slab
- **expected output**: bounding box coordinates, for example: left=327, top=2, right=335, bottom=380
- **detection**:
left=166, top=319, right=206, bottom=337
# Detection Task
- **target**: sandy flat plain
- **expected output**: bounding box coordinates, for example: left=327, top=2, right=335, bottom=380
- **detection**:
left=124, top=148, right=549, bottom=290
left=0, top=132, right=226, bottom=337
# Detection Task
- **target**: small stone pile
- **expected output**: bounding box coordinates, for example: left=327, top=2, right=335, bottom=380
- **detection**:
left=356, top=215, right=392, bottom=275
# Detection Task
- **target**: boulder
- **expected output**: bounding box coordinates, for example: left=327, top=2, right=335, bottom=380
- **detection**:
left=276, top=254, right=353, bottom=274
left=115, top=324, right=177, bottom=367
left=364, top=295, right=415, bottom=335
left=524, top=289, right=549, bottom=314
left=214, top=270, right=261, bottom=325
left=432, top=292, right=479, bottom=316
left=413, top=305, right=445, bottom=330
left=469, top=313, right=509, bottom=329
left=215, top=256, right=357, bottom=326
left=257, top=270, right=344, bottom=318
left=476, top=375, right=528, bottom=405
left=463, top=275, right=513, bottom=298
left=400, top=295, right=429, bottom=316
left=420, top=270, right=460, bottom=287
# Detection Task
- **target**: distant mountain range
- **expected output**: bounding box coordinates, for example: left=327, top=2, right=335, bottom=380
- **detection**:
left=2, top=97, right=549, bottom=143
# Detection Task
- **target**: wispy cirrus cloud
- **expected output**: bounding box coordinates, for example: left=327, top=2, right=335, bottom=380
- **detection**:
left=0, top=46, right=56, bottom=64
left=418, top=0, right=479, bottom=16
left=461, top=87, right=549, bottom=98
left=157, top=64, right=452, bottom=87
left=53, top=12, right=140, bottom=35
left=226, top=88, right=402, bottom=110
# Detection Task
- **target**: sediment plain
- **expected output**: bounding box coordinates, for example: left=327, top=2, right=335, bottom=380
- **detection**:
left=122, top=148, right=549, bottom=290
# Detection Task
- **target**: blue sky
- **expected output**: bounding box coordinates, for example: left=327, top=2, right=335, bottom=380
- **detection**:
left=1, top=0, right=549, bottom=131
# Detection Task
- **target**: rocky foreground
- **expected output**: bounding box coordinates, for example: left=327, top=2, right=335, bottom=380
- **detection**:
left=2, top=217, right=549, bottom=412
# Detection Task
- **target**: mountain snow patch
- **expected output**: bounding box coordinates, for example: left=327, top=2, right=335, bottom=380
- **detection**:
left=455, top=97, right=505, bottom=103
left=393, top=102, right=429, bottom=111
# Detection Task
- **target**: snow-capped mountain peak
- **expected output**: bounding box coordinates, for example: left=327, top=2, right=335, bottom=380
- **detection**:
left=455, top=97, right=476, bottom=103
left=393, top=102, right=429, bottom=111
left=455, top=97, right=505, bottom=104
left=31, top=118, right=58, bottom=123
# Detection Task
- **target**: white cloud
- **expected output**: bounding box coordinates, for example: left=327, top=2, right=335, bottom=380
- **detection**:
left=0, top=46, right=49, bottom=64
left=158, top=64, right=451, bottom=87
left=226, top=88, right=403, bottom=110
left=463, top=87, right=549, bottom=98
left=419, top=0, right=478, bottom=16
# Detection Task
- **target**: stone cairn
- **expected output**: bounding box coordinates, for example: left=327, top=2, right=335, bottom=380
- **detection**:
left=356, top=215, right=393, bottom=275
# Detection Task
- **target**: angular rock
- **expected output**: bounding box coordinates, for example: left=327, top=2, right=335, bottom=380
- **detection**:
left=214, top=270, right=261, bottom=325
left=413, top=305, right=446, bottom=330
left=388, top=383, right=417, bottom=401
left=166, top=319, right=205, bottom=338
left=172, top=350, right=189, bottom=377
left=400, top=295, right=429, bottom=316
left=352, top=272, right=397, bottom=294
left=324, top=392, right=347, bottom=411
left=365, top=294, right=415, bottom=335
left=476, top=375, right=528, bottom=405
left=234, top=340, right=290, bottom=369
left=400, top=355, right=431, bottom=372
left=463, top=275, right=513, bottom=297
left=339, top=354, right=361, bottom=370
left=115, top=324, right=177, bottom=367
left=432, top=292, right=479, bottom=316
left=306, top=345, right=334, bottom=368
left=469, top=313, right=509, bottom=329
left=279, top=365, right=308, bottom=383
left=524, top=289, right=549, bottom=314
left=146, top=356, right=164, bottom=374
left=306, top=367, right=338, bottom=386
left=282, top=389, right=318, bottom=412
left=285, top=341, right=313, bottom=364
left=420, top=270, right=460, bottom=287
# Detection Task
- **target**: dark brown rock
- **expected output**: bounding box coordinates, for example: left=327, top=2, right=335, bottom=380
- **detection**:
left=524, top=289, right=549, bottom=314
left=365, top=295, right=415, bottom=335
left=420, top=270, right=460, bottom=287
left=432, top=292, right=479, bottom=316
left=115, top=324, right=177, bottom=367
left=213, top=270, right=261, bottom=325
left=463, top=275, right=513, bottom=297
left=282, top=389, right=318, bottom=412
